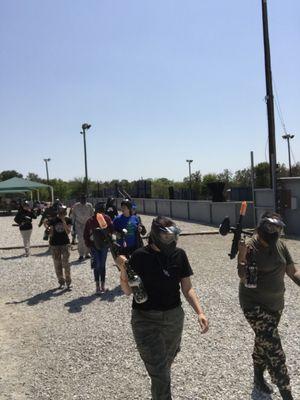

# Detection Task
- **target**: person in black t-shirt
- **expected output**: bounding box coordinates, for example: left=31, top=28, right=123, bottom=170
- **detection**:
left=116, top=216, right=209, bottom=400
left=14, top=201, right=37, bottom=257
left=48, top=205, right=72, bottom=289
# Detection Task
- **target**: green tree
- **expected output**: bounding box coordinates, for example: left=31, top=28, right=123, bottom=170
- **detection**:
left=0, top=170, right=23, bottom=181
left=201, top=173, right=218, bottom=197
left=152, top=178, right=173, bottom=199
left=255, top=162, right=270, bottom=187
left=26, top=172, right=43, bottom=182
left=233, top=168, right=252, bottom=186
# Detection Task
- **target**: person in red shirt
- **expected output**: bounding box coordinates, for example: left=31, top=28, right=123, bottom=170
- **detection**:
left=84, top=202, right=114, bottom=294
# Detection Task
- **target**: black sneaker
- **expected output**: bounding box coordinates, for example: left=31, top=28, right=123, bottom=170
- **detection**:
left=85, top=254, right=91, bottom=259
left=78, top=256, right=84, bottom=261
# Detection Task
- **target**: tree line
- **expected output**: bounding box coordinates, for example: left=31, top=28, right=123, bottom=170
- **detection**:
left=1, top=161, right=299, bottom=201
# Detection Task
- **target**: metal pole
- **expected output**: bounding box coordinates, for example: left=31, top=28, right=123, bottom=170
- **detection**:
left=186, top=160, right=193, bottom=200
left=287, top=137, right=292, bottom=176
left=43, top=158, right=50, bottom=184
left=250, top=151, right=257, bottom=226
left=81, top=123, right=91, bottom=197
left=261, top=0, right=277, bottom=209
left=82, top=129, right=88, bottom=196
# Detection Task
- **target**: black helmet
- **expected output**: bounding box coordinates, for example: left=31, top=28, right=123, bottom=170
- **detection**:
left=121, top=199, right=132, bottom=210
left=58, top=205, right=67, bottom=215
left=149, top=216, right=181, bottom=256
left=95, top=201, right=106, bottom=214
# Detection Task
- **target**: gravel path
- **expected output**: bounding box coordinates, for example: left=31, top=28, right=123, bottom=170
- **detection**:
left=0, top=215, right=299, bottom=400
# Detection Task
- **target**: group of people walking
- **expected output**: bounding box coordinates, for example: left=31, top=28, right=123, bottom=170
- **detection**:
left=13, top=198, right=299, bottom=400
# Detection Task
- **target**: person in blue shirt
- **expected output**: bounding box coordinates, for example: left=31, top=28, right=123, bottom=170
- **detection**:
left=113, top=199, right=145, bottom=257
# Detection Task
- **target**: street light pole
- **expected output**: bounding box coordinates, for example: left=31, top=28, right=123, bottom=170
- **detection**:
left=43, top=158, right=51, bottom=183
left=80, top=123, right=91, bottom=196
left=282, top=134, right=295, bottom=177
left=186, top=159, right=193, bottom=200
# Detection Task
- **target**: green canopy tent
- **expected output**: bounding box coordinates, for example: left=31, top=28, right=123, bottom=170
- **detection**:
left=0, top=177, right=54, bottom=202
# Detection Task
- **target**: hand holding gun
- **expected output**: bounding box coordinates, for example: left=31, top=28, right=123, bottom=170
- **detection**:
left=219, top=201, right=252, bottom=259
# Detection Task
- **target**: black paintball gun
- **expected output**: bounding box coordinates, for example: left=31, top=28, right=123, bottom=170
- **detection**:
left=219, top=201, right=253, bottom=259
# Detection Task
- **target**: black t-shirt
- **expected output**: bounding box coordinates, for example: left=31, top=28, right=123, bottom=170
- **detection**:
left=130, top=245, right=193, bottom=311
left=49, top=217, right=72, bottom=246
left=14, top=209, right=36, bottom=231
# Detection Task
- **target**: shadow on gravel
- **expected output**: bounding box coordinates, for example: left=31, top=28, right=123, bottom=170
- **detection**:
left=64, top=285, right=123, bottom=313
left=5, top=287, right=68, bottom=306
left=99, top=285, right=123, bottom=302
left=251, top=387, right=273, bottom=399
left=33, top=250, right=51, bottom=257
left=1, top=254, right=25, bottom=260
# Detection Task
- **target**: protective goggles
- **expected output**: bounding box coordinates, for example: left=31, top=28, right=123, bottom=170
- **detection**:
left=158, top=225, right=181, bottom=244
left=260, top=217, right=285, bottom=233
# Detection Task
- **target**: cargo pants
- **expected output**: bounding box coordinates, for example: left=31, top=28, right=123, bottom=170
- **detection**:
left=244, top=306, right=291, bottom=392
left=50, top=245, right=71, bottom=286
left=131, top=306, right=184, bottom=400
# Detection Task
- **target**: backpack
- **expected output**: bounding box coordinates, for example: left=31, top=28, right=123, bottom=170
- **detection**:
left=93, top=213, right=110, bottom=250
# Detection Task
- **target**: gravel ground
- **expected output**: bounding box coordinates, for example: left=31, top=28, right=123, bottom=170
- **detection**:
left=0, top=215, right=299, bottom=400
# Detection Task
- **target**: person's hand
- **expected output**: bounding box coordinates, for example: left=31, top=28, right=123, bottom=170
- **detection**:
left=198, top=313, right=209, bottom=334
left=116, top=255, right=127, bottom=269
left=138, top=225, right=143, bottom=233
left=238, top=239, right=248, bottom=261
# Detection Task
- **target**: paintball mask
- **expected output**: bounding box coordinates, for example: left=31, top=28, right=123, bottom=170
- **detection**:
left=57, top=205, right=67, bottom=216
left=150, top=217, right=181, bottom=257
left=258, top=214, right=285, bottom=244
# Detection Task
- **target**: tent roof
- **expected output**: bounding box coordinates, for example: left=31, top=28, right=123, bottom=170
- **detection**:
left=0, top=177, right=51, bottom=192
left=0, top=189, right=30, bottom=194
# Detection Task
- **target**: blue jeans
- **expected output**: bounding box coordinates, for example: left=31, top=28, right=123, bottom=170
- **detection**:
left=90, top=247, right=108, bottom=284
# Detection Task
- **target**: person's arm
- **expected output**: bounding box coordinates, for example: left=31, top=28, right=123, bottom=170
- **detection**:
left=60, top=216, right=71, bottom=235
left=286, top=263, right=300, bottom=286
left=237, top=239, right=248, bottom=282
left=83, top=220, right=92, bottom=248
left=116, top=255, right=133, bottom=296
left=180, top=277, right=209, bottom=333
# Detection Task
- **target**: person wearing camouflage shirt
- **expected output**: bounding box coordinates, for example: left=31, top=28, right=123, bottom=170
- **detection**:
left=238, top=212, right=300, bottom=400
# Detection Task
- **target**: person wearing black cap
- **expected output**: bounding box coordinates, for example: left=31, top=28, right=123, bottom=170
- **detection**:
left=116, top=216, right=209, bottom=400
left=105, top=197, right=118, bottom=221
left=238, top=212, right=300, bottom=400
left=84, top=202, right=114, bottom=294
left=48, top=205, right=72, bottom=289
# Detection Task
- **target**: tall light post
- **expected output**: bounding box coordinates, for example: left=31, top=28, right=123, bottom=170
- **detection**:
left=80, top=123, right=91, bottom=196
left=186, top=159, right=193, bottom=200
left=282, top=133, right=295, bottom=177
left=43, top=158, right=51, bottom=183
left=261, top=0, right=277, bottom=210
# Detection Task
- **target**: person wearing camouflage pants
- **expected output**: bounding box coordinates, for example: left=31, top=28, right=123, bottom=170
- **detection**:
left=48, top=206, right=72, bottom=289
left=238, top=212, right=300, bottom=400
left=244, top=307, right=291, bottom=393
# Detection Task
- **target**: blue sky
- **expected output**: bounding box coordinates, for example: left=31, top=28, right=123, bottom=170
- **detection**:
left=1, top=0, right=299, bottom=181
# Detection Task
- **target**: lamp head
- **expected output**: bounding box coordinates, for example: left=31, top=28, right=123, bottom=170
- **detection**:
left=82, top=123, right=91, bottom=130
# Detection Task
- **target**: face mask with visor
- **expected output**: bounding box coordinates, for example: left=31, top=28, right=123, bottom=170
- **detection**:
left=260, top=217, right=285, bottom=234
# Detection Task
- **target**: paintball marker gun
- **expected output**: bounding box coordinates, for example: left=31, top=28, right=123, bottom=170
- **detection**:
left=219, top=201, right=253, bottom=259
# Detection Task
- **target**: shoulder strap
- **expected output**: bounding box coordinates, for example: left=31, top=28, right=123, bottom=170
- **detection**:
left=96, top=213, right=108, bottom=229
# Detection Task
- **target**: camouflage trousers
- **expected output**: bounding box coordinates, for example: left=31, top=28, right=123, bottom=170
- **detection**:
left=244, top=306, right=291, bottom=391
left=50, top=245, right=71, bottom=286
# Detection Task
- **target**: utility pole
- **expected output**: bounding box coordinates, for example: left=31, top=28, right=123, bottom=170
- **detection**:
left=282, top=134, right=294, bottom=177
left=43, top=158, right=51, bottom=184
left=80, top=123, right=91, bottom=196
left=186, top=159, right=193, bottom=200
left=261, top=0, right=277, bottom=210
